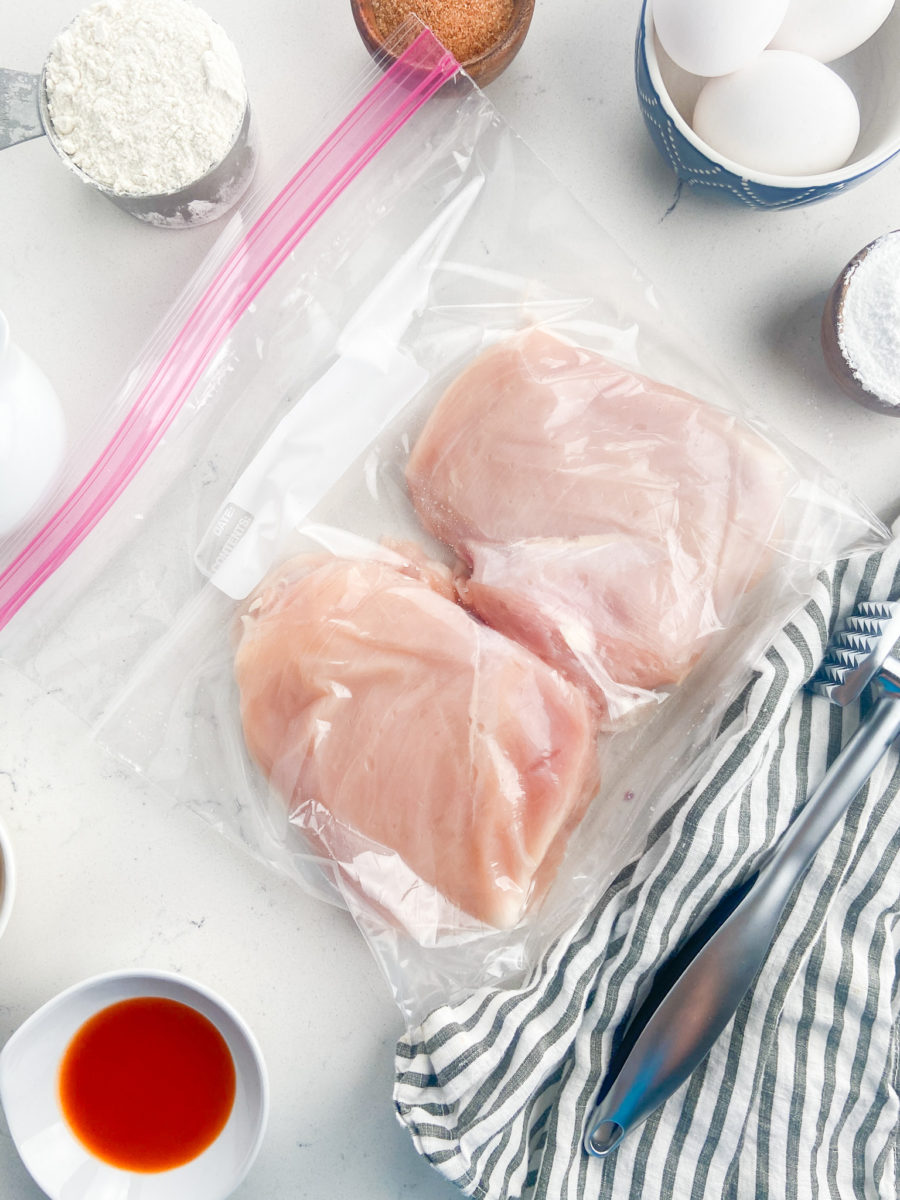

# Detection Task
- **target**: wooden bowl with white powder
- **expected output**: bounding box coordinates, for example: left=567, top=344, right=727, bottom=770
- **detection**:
left=39, top=0, right=257, bottom=228
left=822, top=231, right=900, bottom=415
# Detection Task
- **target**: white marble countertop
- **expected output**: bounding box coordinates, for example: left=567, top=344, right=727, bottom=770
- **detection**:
left=2, top=2, right=900, bottom=1196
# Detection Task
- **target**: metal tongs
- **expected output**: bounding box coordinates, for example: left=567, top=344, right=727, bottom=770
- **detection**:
left=584, top=600, right=900, bottom=1158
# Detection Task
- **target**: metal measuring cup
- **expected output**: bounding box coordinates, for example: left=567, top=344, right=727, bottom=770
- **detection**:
left=0, top=57, right=257, bottom=228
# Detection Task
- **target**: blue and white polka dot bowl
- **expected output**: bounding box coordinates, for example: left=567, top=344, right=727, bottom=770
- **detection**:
left=635, top=0, right=900, bottom=209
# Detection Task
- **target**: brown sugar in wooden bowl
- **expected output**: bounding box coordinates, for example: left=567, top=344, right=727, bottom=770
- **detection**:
left=351, top=0, right=535, bottom=87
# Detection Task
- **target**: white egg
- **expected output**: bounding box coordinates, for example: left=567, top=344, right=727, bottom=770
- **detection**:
left=652, top=0, right=790, bottom=77
left=770, top=0, right=894, bottom=63
left=691, top=51, right=860, bottom=176
left=0, top=315, right=66, bottom=538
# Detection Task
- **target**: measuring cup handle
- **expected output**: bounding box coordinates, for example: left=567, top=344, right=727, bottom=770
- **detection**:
left=0, top=69, right=44, bottom=150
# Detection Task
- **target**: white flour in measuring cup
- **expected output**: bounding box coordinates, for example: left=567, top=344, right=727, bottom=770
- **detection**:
left=43, top=0, right=254, bottom=224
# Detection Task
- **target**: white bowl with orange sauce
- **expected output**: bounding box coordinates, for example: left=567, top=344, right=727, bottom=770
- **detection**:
left=0, top=969, right=269, bottom=1199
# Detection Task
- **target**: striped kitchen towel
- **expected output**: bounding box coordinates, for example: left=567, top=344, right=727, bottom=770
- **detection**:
left=394, top=543, right=900, bottom=1200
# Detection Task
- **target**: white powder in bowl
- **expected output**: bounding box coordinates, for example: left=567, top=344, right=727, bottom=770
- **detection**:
left=44, top=0, right=247, bottom=197
left=836, top=231, right=900, bottom=409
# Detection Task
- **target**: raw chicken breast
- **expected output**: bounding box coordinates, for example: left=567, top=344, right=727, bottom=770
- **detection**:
left=233, top=549, right=598, bottom=932
left=407, top=329, right=794, bottom=723
left=459, top=534, right=713, bottom=722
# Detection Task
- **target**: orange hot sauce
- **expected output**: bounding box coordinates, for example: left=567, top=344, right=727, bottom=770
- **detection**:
left=58, top=996, right=236, bottom=1172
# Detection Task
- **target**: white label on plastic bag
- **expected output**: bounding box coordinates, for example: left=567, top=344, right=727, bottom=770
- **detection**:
left=196, top=350, right=427, bottom=599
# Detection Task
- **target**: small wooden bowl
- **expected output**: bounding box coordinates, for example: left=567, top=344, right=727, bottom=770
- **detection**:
left=351, top=0, right=535, bottom=87
left=821, top=231, right=900, bottom=415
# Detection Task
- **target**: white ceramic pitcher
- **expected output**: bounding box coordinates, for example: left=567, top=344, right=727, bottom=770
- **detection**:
left=0, top=311, right=66, bottom=538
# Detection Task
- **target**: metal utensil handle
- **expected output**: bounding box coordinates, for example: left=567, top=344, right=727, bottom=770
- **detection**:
left=0, top=70, right=43, bottom=150
left=584, top=692, right=900, bottom=1158
left=763, top=687, right=900, bottom=891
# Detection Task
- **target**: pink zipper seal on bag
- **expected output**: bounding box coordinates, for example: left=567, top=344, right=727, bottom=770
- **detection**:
left=0, top=31, right=459, bottom=632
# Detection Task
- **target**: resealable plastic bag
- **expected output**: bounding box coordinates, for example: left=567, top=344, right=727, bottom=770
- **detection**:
left=0, top=25, right=888, bottom=1022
